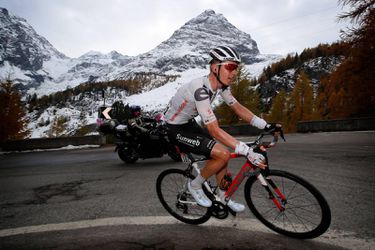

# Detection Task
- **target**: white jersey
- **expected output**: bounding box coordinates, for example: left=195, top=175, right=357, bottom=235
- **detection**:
left=164, top=76, right=237, bottom=125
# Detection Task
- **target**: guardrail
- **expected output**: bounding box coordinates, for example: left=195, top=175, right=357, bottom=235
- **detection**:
left=220, top=124, right=261, bottom=136
left=2, top=118, right=373, bottom=151
left=1, top=135, right=106, bottom=151
left=297, top=117, right=375, bottom=132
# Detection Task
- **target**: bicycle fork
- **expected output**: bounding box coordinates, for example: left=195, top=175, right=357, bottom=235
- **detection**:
left=257, top=174, right=287, bottom=212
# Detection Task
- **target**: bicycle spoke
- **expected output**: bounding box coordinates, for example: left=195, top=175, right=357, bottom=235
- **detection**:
left=287, top=208, right=320, bottom=227
left=157, top=169, right=210, bottom=224
left=246, top=170, right=331, bottom=238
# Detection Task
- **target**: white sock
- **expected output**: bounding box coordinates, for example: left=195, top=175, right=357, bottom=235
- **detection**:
left=218, top=189, right=227, bottom=201
left=190, top=174, right=205, bottom=189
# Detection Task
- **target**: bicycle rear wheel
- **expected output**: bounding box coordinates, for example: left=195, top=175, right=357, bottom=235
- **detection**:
left=156, top=168, right=211, bottom=224
left=244, top=170, right=331, bottom=239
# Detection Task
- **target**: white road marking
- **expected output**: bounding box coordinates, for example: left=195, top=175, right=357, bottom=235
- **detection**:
left=0, top=216, right=373, bottom=249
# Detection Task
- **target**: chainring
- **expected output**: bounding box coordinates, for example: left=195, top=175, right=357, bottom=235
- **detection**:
left=209, top=200, right=228, bottom=219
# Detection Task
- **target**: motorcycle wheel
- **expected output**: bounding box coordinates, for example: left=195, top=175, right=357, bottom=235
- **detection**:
left=118, top=146, right=138, bottom=163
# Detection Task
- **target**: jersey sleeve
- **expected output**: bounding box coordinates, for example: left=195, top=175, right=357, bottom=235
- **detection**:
left=194, top=87, right=217, bottom=124
left=221, top=87, right=238, bottom=106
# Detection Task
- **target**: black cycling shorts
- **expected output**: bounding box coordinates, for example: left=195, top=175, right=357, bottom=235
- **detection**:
left=167, top=120, right=216, bottom=158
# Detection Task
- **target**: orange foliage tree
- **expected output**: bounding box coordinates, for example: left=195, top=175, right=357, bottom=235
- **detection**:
left=0, top=79, right=30, bottom=143
left=318, top=0, right=375, bottom=118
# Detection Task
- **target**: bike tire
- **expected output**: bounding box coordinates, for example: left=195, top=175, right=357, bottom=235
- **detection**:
left=156, top=169, right=211, bottom=225
left=244, top=170, right=331, bottom=239
left=118, top=147, right=138, bottom=163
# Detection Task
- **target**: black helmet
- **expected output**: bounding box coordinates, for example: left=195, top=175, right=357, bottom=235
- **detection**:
left=209, top=46, right=241, bottom=64
left=130, top=105, right=141, bottom=117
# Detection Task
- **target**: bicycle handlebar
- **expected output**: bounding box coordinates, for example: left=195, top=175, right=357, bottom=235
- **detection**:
left=247, top=128, right=286, bottom=149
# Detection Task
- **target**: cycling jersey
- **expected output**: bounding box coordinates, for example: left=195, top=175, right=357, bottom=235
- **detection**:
left=164, top=76, right=237, bottom=125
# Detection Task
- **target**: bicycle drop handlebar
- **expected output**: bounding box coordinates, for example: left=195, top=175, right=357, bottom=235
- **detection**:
left=247, top=128, right=286, bottom=149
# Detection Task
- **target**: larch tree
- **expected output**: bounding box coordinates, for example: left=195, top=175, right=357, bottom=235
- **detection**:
left=216, top=65, right=261, bottom=125
left=0, top=79, right=30, bottom=143
left=267, top=89, right=287, bottom=124
left=320, top=0, right=375, bottom=118
left=288, top=72, right=314, bottom=131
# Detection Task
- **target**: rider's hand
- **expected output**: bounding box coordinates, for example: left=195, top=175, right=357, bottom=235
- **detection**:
left=247, top=148, right=266, bottom=169
left=264, top=123, right=282, bottom=134
left=235, top=141, right=267, bottom=169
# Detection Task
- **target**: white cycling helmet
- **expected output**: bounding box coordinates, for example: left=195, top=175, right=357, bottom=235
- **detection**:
left=209, top=46, right=241, bottom=64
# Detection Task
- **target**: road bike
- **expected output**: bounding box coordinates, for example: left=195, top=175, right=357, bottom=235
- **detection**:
left=156, top=131, right=331, bottom=239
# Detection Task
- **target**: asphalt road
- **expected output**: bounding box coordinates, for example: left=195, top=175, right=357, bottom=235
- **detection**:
left=0, top=131, right=374, bottom=249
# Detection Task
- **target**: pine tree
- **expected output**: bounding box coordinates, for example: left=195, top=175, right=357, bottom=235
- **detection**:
left=288, top=78, right=302, bottom=132
left=48, top=116, right=67, bottom=137
left=302, top=73, right=314, bottom=121
left=216, top=65, right=262, bottom=125
left=76, top=111, right=90, bottom=136
left=319, top=0, right=375, bottom=118
left=288, top=72, right=314, bottom=131
left=0, top=79, right=30, bottom=143
left=268, top=89, right=286, bottom=124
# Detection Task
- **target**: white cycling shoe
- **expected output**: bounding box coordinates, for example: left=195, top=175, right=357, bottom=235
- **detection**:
left=226, top=199, right=246, bottom=213
left=187, top=182, right=212, bottom=207
left=218, top=189, right=245, bottom=213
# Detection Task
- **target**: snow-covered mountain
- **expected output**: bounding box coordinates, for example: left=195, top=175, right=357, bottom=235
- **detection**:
left=0, top=8, right=67, bottom=70
left=109, top=10, right=260, bottom=77
left=0, top=7, right=283, bottom=138
left=0, top=7, right=68, bottom=91
left=259, top=55, right=344, bottom=107
left=1, top=8, right=276, bottom=97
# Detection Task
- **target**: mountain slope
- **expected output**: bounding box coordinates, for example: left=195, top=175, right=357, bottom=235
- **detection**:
left=110, top=10, right=259, bottom=77
left=0, top=8, right=67, bottom=71
left=256, top=43, right=347, bottom=107
left=1, top=8, right=267, bottom=97
left=0, top=8, right=283, bottom=138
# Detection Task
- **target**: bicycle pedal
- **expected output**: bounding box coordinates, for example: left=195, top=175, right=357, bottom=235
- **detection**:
left=210, top=201, right=229, bottom=219
left=228, top=207, right=237, bottom=217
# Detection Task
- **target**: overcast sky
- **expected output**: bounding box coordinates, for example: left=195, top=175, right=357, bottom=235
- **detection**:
left=0, top=0, right=351, bottom=58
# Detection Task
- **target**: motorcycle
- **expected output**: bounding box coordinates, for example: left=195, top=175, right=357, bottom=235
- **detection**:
left=97, top=102, right=181, bottom=164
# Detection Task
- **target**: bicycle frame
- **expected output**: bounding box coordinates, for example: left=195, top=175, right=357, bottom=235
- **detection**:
left=182, top=132, right=288, bottom=212
left=225, top=153, right=287, bottom=212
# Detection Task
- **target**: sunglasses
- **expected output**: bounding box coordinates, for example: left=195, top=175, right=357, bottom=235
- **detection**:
left=217, top=63, right=239, bottom=72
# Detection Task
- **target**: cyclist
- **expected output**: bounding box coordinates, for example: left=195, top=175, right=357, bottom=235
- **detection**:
left=164, top=45, right=275, bottom=213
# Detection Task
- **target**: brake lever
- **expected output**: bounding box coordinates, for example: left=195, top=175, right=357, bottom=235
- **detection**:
left=280, top=129, right=286, bottom=142
left=273, top=125, right=286, bottom=142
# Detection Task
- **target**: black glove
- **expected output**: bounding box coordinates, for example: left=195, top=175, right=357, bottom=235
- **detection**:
left=264, top=123, right=285, bottom=141
left=264, top=123, right=281, bottom=133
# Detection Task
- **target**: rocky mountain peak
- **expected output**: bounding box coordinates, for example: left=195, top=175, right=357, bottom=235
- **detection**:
left=118, top=9, right=260, bottom=77
left=1, top=8, right=264, bottom=95
left=0, top=7, right=67, bottom=72
left=158, top=9, right=259, bottom=65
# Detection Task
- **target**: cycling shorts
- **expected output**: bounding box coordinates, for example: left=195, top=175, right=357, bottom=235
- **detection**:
left=166, top=120, right=216, bottom=158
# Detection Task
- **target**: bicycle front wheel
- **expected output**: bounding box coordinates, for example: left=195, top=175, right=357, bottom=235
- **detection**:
left=156, top=168, right=211, bottom=224
left=244, top=170, right=331, bottom=239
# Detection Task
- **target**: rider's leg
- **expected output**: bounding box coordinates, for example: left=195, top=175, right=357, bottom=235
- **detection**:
left=200, top=143, right=230, bottom=180
left=191, top=143, right=229, bottom=188
left=209, top=146, right=245, bottom=213
left=189, top=144, right=229, bottom=207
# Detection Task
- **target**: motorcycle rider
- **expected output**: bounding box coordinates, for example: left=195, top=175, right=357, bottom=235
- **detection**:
left=164, top=45, right=276, bottom=213
left=127, top=105, right=155, bottom=135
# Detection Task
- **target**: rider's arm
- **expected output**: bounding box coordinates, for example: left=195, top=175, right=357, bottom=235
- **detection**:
left=230, top=102, right=255, bottom=123
left=205, top=120, right=238, bottom=150
left=222, top=88, right=267, bottom=129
